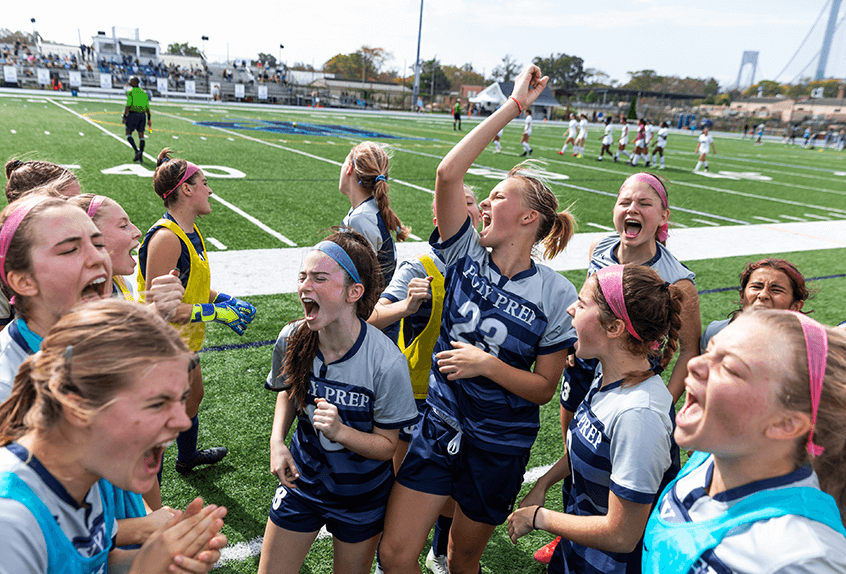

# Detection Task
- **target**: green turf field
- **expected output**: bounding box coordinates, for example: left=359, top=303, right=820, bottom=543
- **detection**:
left=1, top=92, right=844, bottom=573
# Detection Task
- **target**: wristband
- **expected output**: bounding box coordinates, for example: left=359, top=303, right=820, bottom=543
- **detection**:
left=532, top=505, right=542, bottom=530
left=509, top=96, right=523, bottom=114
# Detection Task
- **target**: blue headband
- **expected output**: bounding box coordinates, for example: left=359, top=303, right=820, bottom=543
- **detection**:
left=313, top=241, right=361, bottom=284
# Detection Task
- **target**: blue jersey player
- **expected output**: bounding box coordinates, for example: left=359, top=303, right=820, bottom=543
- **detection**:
left=379, top=64, right=578, bottom=574
left=259, top=230, right=417, bottom=574
left=644, top=311, right=846, bottom=573
left=509, top=264, right=682, bottom=574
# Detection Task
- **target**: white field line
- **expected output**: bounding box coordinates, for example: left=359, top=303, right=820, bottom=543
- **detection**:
left=47, top=99, right=296, bottom=247
left=214, top=461, right=557, bottom=568
left=672, top=179, right=846, bottom=216
left=507, top=141, right=846, bottom=211
left=804, top=214, right=830, bottom=220
left=393, top=147, right=750, bottom=225
left=206, top=237, right=228, bottom=250
left=585, top=222, right=614, bottom=230
left=157, top=111, right=437, bottom=195
left=702, top=154, right=846, bottom=186
left=691, top=218, right=721, bottom=226
left=780, top=215, right=806, bottom=222
left=753, top=216, right=781, bottom=223
left=670, top=222, right=688, bottom=228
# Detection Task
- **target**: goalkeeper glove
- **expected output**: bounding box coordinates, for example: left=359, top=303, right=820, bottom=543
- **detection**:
left=214, top=293, right=257, bottom=323
left=191, top=302, right=248, bottom=335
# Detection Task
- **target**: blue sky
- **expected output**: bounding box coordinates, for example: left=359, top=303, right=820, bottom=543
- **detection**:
left=12, top=0, right=832, bottom=89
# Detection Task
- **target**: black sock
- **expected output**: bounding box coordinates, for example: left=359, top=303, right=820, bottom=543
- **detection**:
left=177, top=415, right=199, bottom=463
left=432, top=514, right=453, bottom=556
left=139, top=138, right=145, bottom=153
left=127, top=135, right=138, bottom=152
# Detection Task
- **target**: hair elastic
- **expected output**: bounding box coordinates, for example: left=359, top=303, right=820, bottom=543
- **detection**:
left=0, top=195, right=52, bottom=286
left=374, top=174, right=387, bottom=183
left=509, top=96, right=523, bottom=114
left=313, top=240, right=361, bottom=284
left=162, top=162, right=199, bottom=200
left=595, top=265, right=642, bottom=341
left=624, top=172, right=669, bottom=242
left=790, top=311, right=828, bottom=456
left=87, top=195, right=107, bottom=218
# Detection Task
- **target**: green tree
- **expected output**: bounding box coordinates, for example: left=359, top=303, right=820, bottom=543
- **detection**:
left=786, top=83, right=810, bottom=98
left=704, top=78, right=720, bottom=96
left=583, top=68, right=611, bottom=87
left=743, top=80, right=784, bottom=97
left=532, top=53, right=585, bottom=88
left=715, top=93, right=731, bottom=106
left=808, top=79, right=840, bottom=97
left=420, top=57, right=450, bottom=95
left=491, top=55, right=521, bottom=82
left=166, top=42, right=202, bottom=57
left=323, top=46, right=392, bottom=81
left=441, top=63, right=485, bottom=92
left=254, top=53, right=277, bottom=69
left=625, top=70, right=660, bottom=91
left=627, top=95, right=638, bottom=120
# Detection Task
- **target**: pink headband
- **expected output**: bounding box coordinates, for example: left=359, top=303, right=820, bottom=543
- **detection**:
left=162, top=162, right=200, bottom=200
left=625, top=173, right=669, bottom=242
left=595, top=265, right=642, bottom=341
left=790, top=311, right=828, bottom=456
left=87, top=195, right=107, bottom=218
left=0, top=195, right=52, bottom=286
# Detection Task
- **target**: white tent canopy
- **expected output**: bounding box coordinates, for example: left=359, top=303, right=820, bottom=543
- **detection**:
left=469, top=82, right=506, bottom=105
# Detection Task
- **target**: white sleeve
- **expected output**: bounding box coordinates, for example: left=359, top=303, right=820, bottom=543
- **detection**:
left=372, top=351, right=417, bottom=428
left=609, top=408, right=672, bottom=504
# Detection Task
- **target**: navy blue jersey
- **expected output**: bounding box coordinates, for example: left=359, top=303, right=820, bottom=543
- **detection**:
left=427, top=218, right=577, bottom=455
left=555, top=369, right=675, bottom=574
left=267, top=320, right=417, bottom=524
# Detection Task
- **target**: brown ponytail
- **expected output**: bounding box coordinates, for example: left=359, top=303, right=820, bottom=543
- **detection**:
left=348, top=142, right=410, bottom=241
left=5, top=158, right=79, bottom=203
left=507, top=160, right=575, bottom=259
left=591, top=264, right=684, bottom=386
left=153, top=148, right=198, bottom=208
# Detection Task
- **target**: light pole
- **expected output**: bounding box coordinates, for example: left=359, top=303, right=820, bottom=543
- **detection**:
left=30, top=18, right=37, bottom=52
left=411, top=0, right=423, bottom=111
left=201, top=35, right=208, bottom=58
left=279, top=44, right=284, bottom=70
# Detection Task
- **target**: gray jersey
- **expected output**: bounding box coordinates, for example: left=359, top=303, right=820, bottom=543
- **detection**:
left=0, top=322, right=32, bottom=403
left=0, top=445, right=117, bottom=574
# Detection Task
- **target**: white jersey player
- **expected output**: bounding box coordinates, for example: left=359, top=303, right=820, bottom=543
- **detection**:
left=694, top=126, right=715, bottom=172
left=650, top=122, right=670, bottom=169
left=560, top=113, right=578, bottom=155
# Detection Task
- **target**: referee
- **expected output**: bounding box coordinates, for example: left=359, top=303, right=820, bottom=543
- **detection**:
left=122, top=76, right=151, bottom=163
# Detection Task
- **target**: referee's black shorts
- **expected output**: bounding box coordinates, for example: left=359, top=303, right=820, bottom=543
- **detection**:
left=126, top=111, right=147, bottom=133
